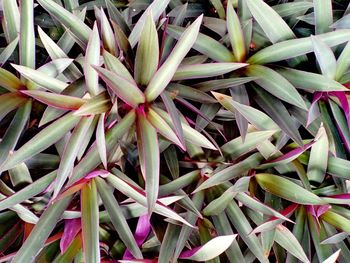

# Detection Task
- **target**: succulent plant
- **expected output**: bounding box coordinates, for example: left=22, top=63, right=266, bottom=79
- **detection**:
left=0, top=0, right=350, bottom=262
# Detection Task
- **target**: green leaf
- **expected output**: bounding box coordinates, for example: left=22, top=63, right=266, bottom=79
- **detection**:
left=0, top=37, right=19, bottom=66
left=105, top=0, right=129, bottom=35
left=37, top=0, right=91, bottom=46
left=272, top=2, right=313, bottom=17
left=314, top=0, right=333, bottom=34
left=161, top=91, right=186, bottom=148
left=134, top=13, right=159, bottom=86
left=167, top=24, right=235, bottom=62
left=246, top=0, right=294, bottom=43
left=194, top=77, right=256, bottom=92
left=0, top=171, right=56, bottom=211
left=246, top=65, right=306, bottom=109
left=252, top=86, right=303, bottom=146
left=209, top=0, right=225, bottom=19
left=128, top=0, right=170, bottom=47
left=95, top=177, right=143, bottom=259
left=194, top=153, right=263, bottom=192
left=2, top=0, right=20, bottom=43
left=136, top=112, right=160, bottom=213
left=93, top=66, right=145, bottom=108
left=106, top=171, right=192, bottom=227
left=11, top=196, right=72, bottom=263
left=180, top=235, right=237, bottom=261
left=96, top=113, right=107, bottom=168
left=0, top=92, right=28, bottom=122
left=147, top=108, right=184, bottom=150
left=212, top=92, right=278, bottom=130
left=227, top=0, right=245, bottom=62
left=275, top=225, right=310, bottom=263
left=67, top=110, right=136, bottom=186
left=0, top=101, right=31, bottom=165
left=0, top=68, right=24, bottom=92
left=321, top=210, right=350, bottom=233
left=81, top=180, right=100, bottom=263
left=19, top=0, right=35, bottom=69
left=153, top=107, right=216, bottom=150
left=335, top=41, right=350, bottom=81
left=21, top=90, right=86, bottom=110
left=249, top=30, right=350, bottom=64
left=255, top=173, right=326, bottom=204
left=54, top=116, right=94, bottom=198
left=102, top=50, right=134, bottom=82
left=145, top=15, right=203, bottom=102
left=173, top=63, right=247, bottom=81
left=311, top=35, right=336, bottom=79
left=0, top=113, right=80, bottom=171
left=277, top=67, right=347, bottom=92
left=221, top=130, right=276, bottom=158
left=226, top=201, right=268, bottom=262
left=307, top=125, right=329, bottom=183
left=100, top=8, right=117, bottom=56
left=12, top=64, right=69, bottom=93
left=8, top=162, right=32, bottom=186
left=73, top=91, right=111, bottom=116
left=84, top=23, right=101, bottom=96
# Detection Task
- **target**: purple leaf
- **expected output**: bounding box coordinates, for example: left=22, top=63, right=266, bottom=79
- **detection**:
left=123, top=214, right=151, bottom=259
left=60, top=218, right=81, bottom=253
left=307, top=92, right=322, bottom=126
left=330, top=91, right=350, bottom=129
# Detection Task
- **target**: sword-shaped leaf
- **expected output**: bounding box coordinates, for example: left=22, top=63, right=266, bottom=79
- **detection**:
left=307, top=125, right=329, bottom=183
left=93, top=66, right=145, bottom=108
left=255, top=173, right=326, bottom=204
left=95, top=177, right=143, bottom=259
left=179, top=235, right=237, bottom=261
left=145, top=15, right=203, bottom=102
left=246, top=65, right=306, bottom=109
left=227, top=0, right=246, bottom=62
left=173, top=63, right=247, bottom=80
left=0, top=113, right=80, bottom=171
left=0, top=68, right=24, bottom=92
left=134, top=13, right=159, bottom=86
left=19, top=0, right=35, bottom=69
left=249, top=29, right=350, bottom=64
left=167, top=24, right=235, bottom=62
left=137, top=112, right=160, bottom=213
left=21, top=90, right=86, bottom=110
left=81, top=180, right=100, bottom=263
left=246, top=0, right=295, bottom=43
left=277, top=67, right=347, bottom=92
left=37, top=0, right=91, bottom=46
left=84, top=23, right=101, bottom=96
left=12, top=64, right=69, bottom=93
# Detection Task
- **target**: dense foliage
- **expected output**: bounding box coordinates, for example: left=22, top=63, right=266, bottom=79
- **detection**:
left=1, top=0, right=350, bottom=262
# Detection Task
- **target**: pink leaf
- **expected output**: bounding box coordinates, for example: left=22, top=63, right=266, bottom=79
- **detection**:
left=123, top=215, right=151, bottom=259
left=60, top=219, right=81, bottom=253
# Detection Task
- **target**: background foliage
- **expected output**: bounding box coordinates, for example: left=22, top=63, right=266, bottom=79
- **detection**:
left=1, top=0, right=350, bottom=262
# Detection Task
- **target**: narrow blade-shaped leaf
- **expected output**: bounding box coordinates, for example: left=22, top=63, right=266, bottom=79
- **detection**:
left=0, top=113, right=80, bottom=171
left=134, top=13, right=159, bottom=86
left=145, top=15, right=203, bottom=102
left=246, top=65, right=306, bottom=109
left=95, top=177, right=143, bottom=259
left=227, top=0, right=246, bottom=61
left=93, top=66, right=145, bottom=108
left=173, top=63, right=247, bottom=81
left=179, top=235, right=237, bottom=261
left=84, top=23, right=101, bottom=96
left=255, top=173, right=326, bottom=205
left=81, top=180, right=100, bottom=263
left=137, top=112, right=160, bottom=213
left=246, top=0, right=295, bottom=43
